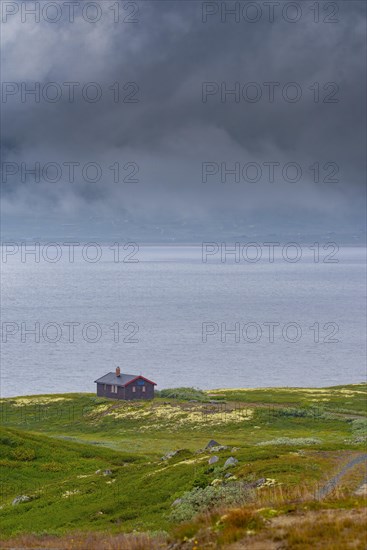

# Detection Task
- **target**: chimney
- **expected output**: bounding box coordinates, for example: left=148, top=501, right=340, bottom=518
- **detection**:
left=116, top=367, right=121, bottom=377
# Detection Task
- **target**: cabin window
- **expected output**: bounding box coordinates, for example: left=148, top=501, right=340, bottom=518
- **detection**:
left=132, top=386, right=136, bottom=392
left=111, top=385, right=117, bottom=393
left=142, top=386, right=146, bottom=392
left=103, top=384, right=106, bottom=390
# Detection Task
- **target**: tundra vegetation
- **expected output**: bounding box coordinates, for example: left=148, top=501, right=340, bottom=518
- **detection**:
left=0, top=384, right=366, bottom=549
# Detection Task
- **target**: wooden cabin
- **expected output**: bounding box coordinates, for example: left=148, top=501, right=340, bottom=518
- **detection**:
left=94, top=367, right=156, bottom=400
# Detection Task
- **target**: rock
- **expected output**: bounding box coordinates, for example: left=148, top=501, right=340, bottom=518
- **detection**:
left=171, top=498, right=182, bottom=507
left=224, top=457, right=238, bottom=469
left=194, top=448, right=205, bottom=454
left=231, top=447, right=240, bottom=452
left=249, top=477, right=266, bottom=488
left=12, top=495, right=31, bottom=506
left=161, top=450, right=182, bottom=461
left=210, top=445, right=228, bottom=452
left=224, top=473, right=233, bottom=479
left=103, top=469, right=112, bottom=476
left=208, top=455, right=219, bottom=465
left=95, top=469, right=101, bottom=474
left=206, top=439, right=221, bottom=449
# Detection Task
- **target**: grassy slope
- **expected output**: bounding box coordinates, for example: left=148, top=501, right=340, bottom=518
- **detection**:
left=0, top=425, right=203, bottom=536
left=0, top=384, right=366, bottom=542
left=208, top=384, right=367, bottom=414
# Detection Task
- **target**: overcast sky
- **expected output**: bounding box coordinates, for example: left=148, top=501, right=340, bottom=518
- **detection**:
left=1, top=1, right=366, bottom=242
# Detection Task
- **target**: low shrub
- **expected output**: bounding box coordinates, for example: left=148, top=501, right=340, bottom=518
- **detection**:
left=172, top=507, right=264, bottom=545
left=270, top=407, right=325, bottom=419
left=351, top=418, right=367, bottom=436
left=40, top=462, right=64, bottom=472
left=0, top=435, right=19, bottom=447
left=0, top=459, right=19, bottom=468
left=224, top=507, right=256, bottom=528
left=169, top=483, right=252, bottom=522
left=256, top=437, right=321, bottom=447
left=217, top=507, right=265, bottom=544
left=10, top=447, right=36, bottom=461
left=157, top=387, right=208, bottom=402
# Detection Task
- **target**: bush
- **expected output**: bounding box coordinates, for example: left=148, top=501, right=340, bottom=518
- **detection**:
left=351, top=418, right=367, bottom=436
left=169, top=483, right=251, bottom=522
left=80, top=449, right=96, bottom=458
left=272, top=407, right=325, bottom=418
left=157, top=387, right=208, bottom=402
left=256, top=437, right=321, bottom=446
left=40, top=462, right=64, bottom=472
left=0, top=459, right=19, bottom=468
left=216, top=508, right=265, bottom=545
left=11, top=447, right=36, bottom=461
left=0, top=435, right=19, bottom=447
left=221, top=507, right=264, bottom=530
left=192, top=472, right=210, bottom=489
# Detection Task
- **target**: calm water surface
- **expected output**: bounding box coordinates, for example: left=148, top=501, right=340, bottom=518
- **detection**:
left=1, top=246, right=366, bottom=397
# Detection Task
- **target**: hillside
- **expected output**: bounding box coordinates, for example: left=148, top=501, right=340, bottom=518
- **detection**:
left=0, top=385, right=366, bottom=548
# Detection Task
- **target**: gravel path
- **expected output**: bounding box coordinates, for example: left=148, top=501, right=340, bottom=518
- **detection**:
left=315, top=453, right=367, bottom=499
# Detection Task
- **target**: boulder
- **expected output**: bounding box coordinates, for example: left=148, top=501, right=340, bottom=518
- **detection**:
left=171, top=498, right=182, bottom=507
left=194, top=448, right=205, bottom=455
left=103, top=469, right=112, bottom=476
left=12, top=495, right=31, bottom=506
left=253, top=477, right=266, bottom=488
left=205, top=439, right=221, bottom=449
left=208, top=455, right=219, bottom=465
left=224, top=457, right=238, bottom=469
left=161, top=450, right=182, bottom=461
left=245, top=478, right=267, bottom=489
left=210, top=445, right=228, bottom=452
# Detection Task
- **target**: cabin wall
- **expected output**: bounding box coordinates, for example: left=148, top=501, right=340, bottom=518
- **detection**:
left=96, top=383, right=125, bottom=399
left=96, top=381, right=154, bottom=400
left=124, top=381, right=154, bottom=400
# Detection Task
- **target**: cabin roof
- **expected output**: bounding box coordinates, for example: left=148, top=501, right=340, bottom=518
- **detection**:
left=94, top=372, right=156, bottom=387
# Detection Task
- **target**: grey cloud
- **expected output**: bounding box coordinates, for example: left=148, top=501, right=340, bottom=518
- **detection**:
left=1, top=1, right=366, bottom=242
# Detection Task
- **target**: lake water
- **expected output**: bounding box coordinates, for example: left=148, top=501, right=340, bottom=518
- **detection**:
left=1, top=245, right=366, bottom=397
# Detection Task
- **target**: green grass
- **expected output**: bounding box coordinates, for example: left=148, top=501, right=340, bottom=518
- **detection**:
left=0, top=426, right=198, bottom=536
left=206, top=384, right=367, bottom=414
left=1, top=386, right=364, bottom=453
left=157, top=387, right=208, bottom=401
left=0, top=384, right=366, bottom=539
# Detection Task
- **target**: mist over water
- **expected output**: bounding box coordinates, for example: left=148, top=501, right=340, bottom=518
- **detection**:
left=1, top=246, right=365, bottom=397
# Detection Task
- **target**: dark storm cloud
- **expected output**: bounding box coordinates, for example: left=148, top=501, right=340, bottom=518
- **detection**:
left=1, top=1, right=366, bottom=240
